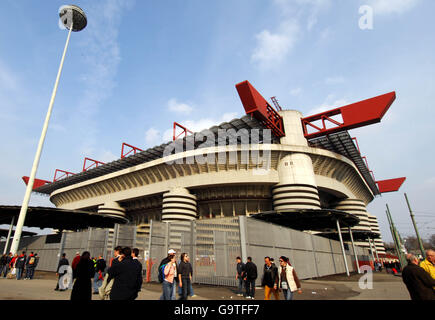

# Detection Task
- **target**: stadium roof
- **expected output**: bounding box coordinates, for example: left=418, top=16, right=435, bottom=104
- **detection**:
left=32, top=115, right=378, bottom=196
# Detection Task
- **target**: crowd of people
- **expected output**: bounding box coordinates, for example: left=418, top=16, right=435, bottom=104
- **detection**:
left=235, top=255, right=303, bottom=300
left=2, top=246, right=434, bottom=301
left=0, top=251, right=39, bottom=280
left=53, top=246, right=143, bottom=300
left=401, top=249, right=435, bottom=300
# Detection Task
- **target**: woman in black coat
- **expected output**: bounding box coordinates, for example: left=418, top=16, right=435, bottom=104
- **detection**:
left=70, top=251, right=95, bottom=300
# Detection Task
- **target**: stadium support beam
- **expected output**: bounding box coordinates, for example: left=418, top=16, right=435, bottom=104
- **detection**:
left=336, top=219, right=350, bottom=277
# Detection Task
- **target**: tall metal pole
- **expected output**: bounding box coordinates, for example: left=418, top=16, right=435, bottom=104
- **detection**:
left=348, top=227, right=361, bottom=274
left=3, top=216, right=15, bottom=254
left=386, top=204, right=407, bottom=269
left=404, top=193, right=425, bottom=259
left=10, top=25, right=73, bottom=255
left=336, top=219, right=350, bottom=277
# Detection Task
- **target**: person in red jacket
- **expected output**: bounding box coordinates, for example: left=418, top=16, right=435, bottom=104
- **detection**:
left=71, top=252, right=81, bottom=271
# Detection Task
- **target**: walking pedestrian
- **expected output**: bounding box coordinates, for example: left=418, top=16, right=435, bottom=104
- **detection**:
left=15, top=251, right=26, bottom=280
left=93, top=255, right=106, bottom=294
left=132, top=248, right=143, bottom=297
left=24, top=252, right=38, bottom=280
left=55, top=253, right=69, bottom=291
left=108, top=247, right=143, bottom=300
left=402, top=253, right=435, bottom=300
left=98, top=246, right=123, bottom=300
left=162, top=254, right=177, bottom=300
left=177, top=252, right=193, bottom=300
left=235, top=256, right=245, bottom=297
left=244, top=257, right=257, bottom=299
left=2, top=253, right=12, bottom=278
left=71, top=252, right=81, bottom=271
left=70, top=251, right=95, bottom=301
left=419, top=249, right=435, bottom=281
left=262, top=256, right=279, bottom=300
left=276, top=256, right=302, bottom=300
left=0, top=254, right=7, bottom=278
left=158, top=249, right=177, bottom=300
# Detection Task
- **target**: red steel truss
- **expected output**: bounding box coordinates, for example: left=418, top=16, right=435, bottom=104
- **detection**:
left=235, top=80, right=285, bottom=138
left=53, top=169, right=75, bottom=182
left=376, top=177, right=406, bottom=193
left=301, top=91, right=396, bottom=139
left=173, top=122, right=193, bottom=141
left=121, top=142, right=143, bottom=159
left=83, top=157, right=105, bottom=172
left=22, top=176, right=51, bottom=190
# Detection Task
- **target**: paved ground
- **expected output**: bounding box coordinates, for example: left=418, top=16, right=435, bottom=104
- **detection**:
left=0, top=270, right=410, bottom=300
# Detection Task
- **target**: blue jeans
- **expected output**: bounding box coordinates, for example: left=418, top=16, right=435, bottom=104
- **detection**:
left=245, top=279, right=255, bottom=297
left=282, top=289, right=294, bottom=300
left=237, top=277, right=244, bottom=294
left=16, top=268, right=24, bottom=280
left=93, top=272, right=103, bottom=292
left=25, top=267, right=35, bottom=279
left=1, top=265, right=8, bottom=277
left=162, top=281, right=174, bottom=300
left=178, top=281, right=194, bottom=296
left=179, top=278, right=191, bottom=300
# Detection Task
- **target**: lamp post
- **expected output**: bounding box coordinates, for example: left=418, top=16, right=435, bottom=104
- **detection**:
left=10, top=5, right=87, bottom=255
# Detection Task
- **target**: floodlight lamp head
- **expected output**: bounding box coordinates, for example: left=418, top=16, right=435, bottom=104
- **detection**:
left=59, top=5, right=87, bottom=32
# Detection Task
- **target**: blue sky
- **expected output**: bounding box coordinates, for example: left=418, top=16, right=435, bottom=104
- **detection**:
left=0, top=0, right=434, bottom=243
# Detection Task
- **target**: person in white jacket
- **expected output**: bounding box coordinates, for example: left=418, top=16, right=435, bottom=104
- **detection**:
left=274, top=256, right=302, bottom=300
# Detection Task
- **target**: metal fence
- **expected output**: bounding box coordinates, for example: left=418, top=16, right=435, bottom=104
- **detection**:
left=1, top=216, right=371, bottom=286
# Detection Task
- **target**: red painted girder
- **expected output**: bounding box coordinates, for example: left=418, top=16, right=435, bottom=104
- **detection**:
left=53, top=169, right=75, bottom=182
left=376, top=177, right=406, bottom=193
left=235, top=80, right=285, bottom=138
left=83, top=157, right=105, bottom=172
left=121, top=142, right=143, bottom=159
left=22, top=176, right=51, bottom=190
left=302, top=91, right=396, bottom=139
left=173, top=122, right=193, bottom=141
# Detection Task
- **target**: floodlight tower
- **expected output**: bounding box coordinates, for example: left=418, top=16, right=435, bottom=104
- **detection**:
left=10, top=5, right=87, bottom=254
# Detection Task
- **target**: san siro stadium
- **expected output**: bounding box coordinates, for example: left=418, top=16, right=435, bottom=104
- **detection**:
left=3, top=81, right=405, bottom=284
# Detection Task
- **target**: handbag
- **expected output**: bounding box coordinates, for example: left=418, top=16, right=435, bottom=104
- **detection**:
left=11, top=268, right=16, bottom=275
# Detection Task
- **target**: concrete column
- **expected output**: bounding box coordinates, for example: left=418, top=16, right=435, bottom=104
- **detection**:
left=273, top=110, right=320, bottom=211
left=162, top=187, right=197, bottom=222
left=98, top=201, right=127, bottom=221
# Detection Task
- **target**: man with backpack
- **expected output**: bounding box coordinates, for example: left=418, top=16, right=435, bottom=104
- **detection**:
left=24, top=252, right=39, bottom=280
left=244, top=256, right=258, bottom=299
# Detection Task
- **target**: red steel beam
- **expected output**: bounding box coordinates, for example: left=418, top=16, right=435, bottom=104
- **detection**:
left=376, top=177, right=406, bottom=193
left=22, top=176, right=51, bottom=190
left=173, top=122, right=193, bottom=141
left=302, top=91, right=396, bottom=139
left=121, top=142, right=143, bottom=159
left=53, top=169, right=75, bottom=182
left=235, top=80, right=285, bottom=138
left=83, top=157, right=105, bottom=172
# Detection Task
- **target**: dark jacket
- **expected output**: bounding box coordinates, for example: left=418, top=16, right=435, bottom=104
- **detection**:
left=245, top=261, right=258, bottom=280
left=236, top=262, right=245, bottom=277
left=70, top=258, right=95, bottom=301
left=262, top=263, right=278, bottom=287
left=178, top=261, right=193, bottom=279
left=108, top=256, right=143, bottom=300
left=15, top=255, right=27, bottom=269
left=57, top=258, right=69, bottom=274
left=402, top=263, right=435, bottom=300
left=95, top=258, right=106, bottom=273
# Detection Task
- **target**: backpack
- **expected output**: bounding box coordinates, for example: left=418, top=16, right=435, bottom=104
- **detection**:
left=28, top=257, right=35, bottom=265
left=158, top=263, right=167, bottom=283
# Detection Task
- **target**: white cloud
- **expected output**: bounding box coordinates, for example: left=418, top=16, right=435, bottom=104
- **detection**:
left=306, top=94, right=348, bottom=116
left=167, top=98, right=194, bottom=114
left=145, top=127, right=161, bottom=146
left=251, top=20, right=300, bottom=69
left=365, top=0, right=420, bottom=15
left=325, top=76, right=345, bottom=85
